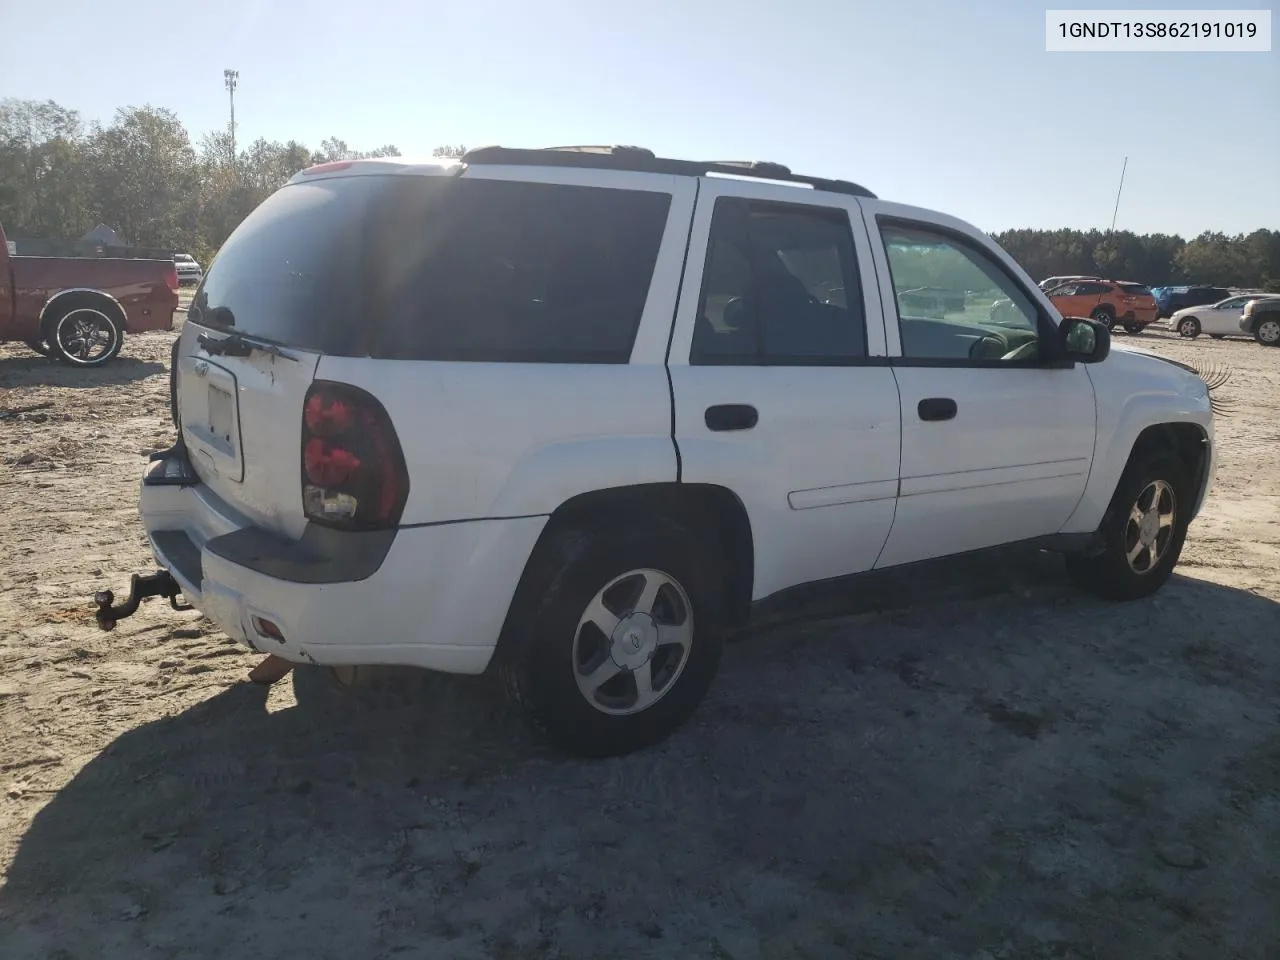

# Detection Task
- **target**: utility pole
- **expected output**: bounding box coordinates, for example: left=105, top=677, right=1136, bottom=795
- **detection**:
left=221, top=71, right=236, bottom=179
left=1109, top=156, right=1128, bottom=232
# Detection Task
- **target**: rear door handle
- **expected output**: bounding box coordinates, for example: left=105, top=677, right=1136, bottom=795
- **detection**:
left=917, top=398, right=957, bottom=422
left=705, top=404, right=758, bottom=432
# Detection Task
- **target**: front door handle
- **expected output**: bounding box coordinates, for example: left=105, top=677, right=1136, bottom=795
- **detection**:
left=705, top=404, right=758, bottom=432
left=917, top=397, right=957, bottom=422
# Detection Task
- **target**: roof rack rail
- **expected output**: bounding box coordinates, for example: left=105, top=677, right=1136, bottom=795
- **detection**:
left=459, top=145, right=876, bottom=199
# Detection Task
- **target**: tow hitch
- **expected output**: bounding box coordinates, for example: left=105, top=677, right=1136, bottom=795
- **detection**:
left=94, top=570, right=192, bottom=631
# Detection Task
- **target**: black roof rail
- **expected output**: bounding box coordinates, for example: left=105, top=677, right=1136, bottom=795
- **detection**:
left=459, top=145, right=876, bottom=199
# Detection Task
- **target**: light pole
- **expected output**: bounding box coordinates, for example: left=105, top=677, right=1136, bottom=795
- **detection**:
left=223, top=69, right=239, bottom=176
left=1109, top=156, right=1127, bottom=233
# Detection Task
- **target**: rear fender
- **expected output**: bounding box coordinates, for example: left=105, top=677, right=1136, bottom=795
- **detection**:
left=38, top=288, right=128, bottom=333
left=485, top=436, right=679, bottom=518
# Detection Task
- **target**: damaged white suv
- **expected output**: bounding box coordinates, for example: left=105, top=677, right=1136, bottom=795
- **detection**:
left=97, top=146, right=1216, bottom=756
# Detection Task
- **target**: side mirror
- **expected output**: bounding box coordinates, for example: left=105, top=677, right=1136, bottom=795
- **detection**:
left=1059, top=316, right=1110, bottom=363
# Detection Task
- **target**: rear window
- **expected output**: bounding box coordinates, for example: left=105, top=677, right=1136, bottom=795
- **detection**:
left=190, top=175, right=673, bottom=362
left=190, top=177, right=374, bottom=354
left=1118, top=283, right=1151, bottom=296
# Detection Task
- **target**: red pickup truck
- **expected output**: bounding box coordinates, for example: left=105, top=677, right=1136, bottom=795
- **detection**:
left=1, top=221, right=180, bottom=367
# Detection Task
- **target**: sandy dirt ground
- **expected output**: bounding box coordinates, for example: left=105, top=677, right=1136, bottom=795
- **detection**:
left=0, top=317, right=1278, bottom=960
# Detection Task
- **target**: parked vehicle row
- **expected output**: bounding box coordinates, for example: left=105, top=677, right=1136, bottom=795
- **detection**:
left=997, top=278, right=1159, bottom=334
left=0, top=220, right=180, bottom=366
left=1171, top=293, right=1280, bottom=341
left=95, top=146, right=1217, bottom=757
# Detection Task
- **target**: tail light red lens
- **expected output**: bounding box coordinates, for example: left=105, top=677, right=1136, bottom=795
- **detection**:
left=304, top=393, right=355, bottom=435
left=165, top=266, right=179, bottom=292
left=300, top=382, right=409, bottom=529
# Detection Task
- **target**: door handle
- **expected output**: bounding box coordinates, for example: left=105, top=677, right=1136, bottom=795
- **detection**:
left=705, top=404, right=758, bottom=432
left=917, top=397, right=957, bottom=422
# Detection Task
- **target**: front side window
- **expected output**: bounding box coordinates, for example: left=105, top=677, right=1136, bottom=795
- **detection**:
left=880, top=222, right=1044, bottom=363
left=691, top=198, right=866, bottom=365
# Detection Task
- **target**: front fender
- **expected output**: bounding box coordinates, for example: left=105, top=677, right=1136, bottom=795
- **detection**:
left=1062, top=354, right=1213, bottom=533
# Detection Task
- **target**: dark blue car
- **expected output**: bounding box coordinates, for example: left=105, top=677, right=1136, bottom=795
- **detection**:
left=1153, top=285, right=1232, bottom=319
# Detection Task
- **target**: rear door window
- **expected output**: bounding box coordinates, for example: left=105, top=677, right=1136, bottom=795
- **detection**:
left=189, top=177, right=376, bottom=354
left=690, top=197, right=867, bottom=365
left=373, top=178, right=672, bottom=363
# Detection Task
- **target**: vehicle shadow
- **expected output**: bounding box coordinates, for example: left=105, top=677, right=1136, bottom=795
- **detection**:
left=2, top=553, right=1278, bottom=959
left=0, top=354, right=165, bottom=389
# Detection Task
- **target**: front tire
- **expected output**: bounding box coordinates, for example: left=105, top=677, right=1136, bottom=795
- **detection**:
left=1178, top=317, right=1201, bottom=338
left=498, top=520, right=725, bottom=757
left=1254, top=318, right=1280, bottom=346
left=1066, top=455, right=1191, bottom=602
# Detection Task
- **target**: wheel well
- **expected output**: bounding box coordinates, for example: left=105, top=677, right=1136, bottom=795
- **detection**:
left=516, top=483, right=755, bottom=631
left=40, top=291, right=127, bottom=339
left=1126, top=422, right=1209, bottom=497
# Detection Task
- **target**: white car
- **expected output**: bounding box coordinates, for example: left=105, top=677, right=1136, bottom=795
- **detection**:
left=174, top=253, right=203, bottom=286
left=97, top=147, right=1217, bottom=757
left=1172, top=293, right=1280, bottom=339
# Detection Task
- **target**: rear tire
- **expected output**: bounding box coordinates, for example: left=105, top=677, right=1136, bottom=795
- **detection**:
left=1254, top=318, right=1280, bottom=346
left=1066, top=455, right=1191, bottom=602
left=47, top=303, right=124, bottom=367
left=498, top=519, right=725, bottom=757
left=1177, top=317, right=1201, bottom=338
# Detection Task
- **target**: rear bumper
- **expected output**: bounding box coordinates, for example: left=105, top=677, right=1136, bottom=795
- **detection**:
left=1119, top=308, right=1158, bottom=327
left=138, top=461, right=546, bottom=675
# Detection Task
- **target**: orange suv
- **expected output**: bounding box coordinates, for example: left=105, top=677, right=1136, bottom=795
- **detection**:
left=1045, top=279, right=1159, bottom=334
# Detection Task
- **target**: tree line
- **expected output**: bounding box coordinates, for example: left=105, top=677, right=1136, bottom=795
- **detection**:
left=2, top=98, right=1277, bottom=291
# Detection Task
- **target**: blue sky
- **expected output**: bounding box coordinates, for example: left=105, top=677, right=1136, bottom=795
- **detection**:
left=2, top=0, right=1276, bottom=236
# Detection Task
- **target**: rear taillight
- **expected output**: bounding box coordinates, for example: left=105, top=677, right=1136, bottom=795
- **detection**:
left=164, top=265, right=179, bottom=292
left=301, top=382, right=409, bottom=529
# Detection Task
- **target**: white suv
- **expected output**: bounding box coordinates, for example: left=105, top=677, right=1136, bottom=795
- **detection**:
left=98, top=146, right=1216, bottom=757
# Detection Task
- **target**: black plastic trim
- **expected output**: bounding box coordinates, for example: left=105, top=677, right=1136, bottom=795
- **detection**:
left=204, top=523, right=397, bottom=584
left=461, top=145, right=876, bottom=199
left=152, top=530, right=204, bottom=587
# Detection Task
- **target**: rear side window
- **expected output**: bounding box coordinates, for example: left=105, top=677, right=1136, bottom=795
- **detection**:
left=1118, top=283, right=1151, bottom=295
left=373, top=178, right=671, bottom=363
left=1076, top=282, right=1111, bottom=295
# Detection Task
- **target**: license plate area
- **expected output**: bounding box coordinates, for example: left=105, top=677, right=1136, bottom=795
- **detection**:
left=208, top=385, right=234, bottom=447
left=179, top=355, right=243, bottom=482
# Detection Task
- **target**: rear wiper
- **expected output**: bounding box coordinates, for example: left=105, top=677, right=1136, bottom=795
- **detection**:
left=196, top=331, right=298, bottom=363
